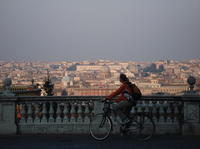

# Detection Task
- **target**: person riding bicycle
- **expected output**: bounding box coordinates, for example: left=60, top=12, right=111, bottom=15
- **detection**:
left=105, top=73, right=142, bottom=125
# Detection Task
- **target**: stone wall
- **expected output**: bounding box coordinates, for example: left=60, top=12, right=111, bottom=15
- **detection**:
left=0, top=95, right=200, bottom=135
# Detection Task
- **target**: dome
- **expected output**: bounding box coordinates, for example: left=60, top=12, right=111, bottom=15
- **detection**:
left=101, top=66, right=110, bottom=72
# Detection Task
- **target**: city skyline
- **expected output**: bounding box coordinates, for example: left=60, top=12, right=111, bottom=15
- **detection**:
left=0, top=0, right=200, bottom=62
left=1, top=59, right=200, bottom=96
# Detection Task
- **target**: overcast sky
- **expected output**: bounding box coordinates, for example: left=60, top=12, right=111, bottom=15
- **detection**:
left=0, top=0, right=200, bottom=62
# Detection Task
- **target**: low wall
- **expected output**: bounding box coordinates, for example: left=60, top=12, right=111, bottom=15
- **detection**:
left=0, top=95, right=200, bottom=135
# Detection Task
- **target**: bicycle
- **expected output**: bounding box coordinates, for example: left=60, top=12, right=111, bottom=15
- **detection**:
left=89, top=100, right=155, bottom=141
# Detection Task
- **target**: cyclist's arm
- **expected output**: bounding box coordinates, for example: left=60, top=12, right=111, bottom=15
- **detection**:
left=106, top=84, right=125, bottom=100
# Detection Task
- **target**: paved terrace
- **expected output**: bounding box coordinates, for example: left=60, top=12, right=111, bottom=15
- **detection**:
left=0, top=134, right=200, bottom=149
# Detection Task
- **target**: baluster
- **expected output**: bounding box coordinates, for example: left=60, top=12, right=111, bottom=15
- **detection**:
left=155, top=101, right=161, bottom=122
left=134, top=106, right=138, bottom=114
left=169, top=102, right=175, bottom=123
left=84, top=102, right=90, bottom=123
left=163, top=101, right=169, bottom=122
left=70, top=102, right=76, bottom=123
left=152, top=101, right=157, bottom=120
left=45, top=102, right=50, bottom=123
left=137, top=101, right=142, bottom=113
left=74, top=102, right=79, bottom=122
left=174, top=101, right=180, bottom=122
left=38, top=103, right=43, bottom=122
left=24, top=104, right=28, bottom=123
left=56, top=102, right=62, bottom=123
left=77, top=102, right=83, bottom=123
left=85, top=102, right=90, bottom=123
left=148, top=101, right=154, bottom=119
left=27, top=103, right=33, bottom=123
left=31, top=104, right=35, bottom=123
left=177, top=101, right=183, bottom=123
left=144, top=100, right=149, bottom=113
left=130, top=104, right=135, bottom=114
left=141, top=101, right=147, bottom=114
left=159, top=100, right=165, bottom=122
left=63, top=103, right=68, bottom=123
left=16, top=104, right=22, bottom=123
left=41, top=102, right=47, bottom=123
left=60, top=102, right=65, bottom=122
left=88, top=100, right=94, bottom=116
left=66, top=102, right=72, bottom=122
left=80, top=101, right=86, bottom=122
left=177, top=101, right=184, bottom=134
left=20, top=103, right=26, bottom=123
left=53, top=102, right=58, bottom=122
left=133, top=106, right=138, bottom=121
left=34, top=103, right=40, bottom=123
left=49, top=102, right=54, bottom=123
left=166, top=101, right=172, bottom=123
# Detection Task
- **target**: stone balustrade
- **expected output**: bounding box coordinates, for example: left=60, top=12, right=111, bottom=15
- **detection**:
left=0, top=95, right=200, bottom=135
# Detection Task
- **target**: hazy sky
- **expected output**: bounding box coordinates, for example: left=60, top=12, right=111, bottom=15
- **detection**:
left=0, top=0, right=200, bottom=61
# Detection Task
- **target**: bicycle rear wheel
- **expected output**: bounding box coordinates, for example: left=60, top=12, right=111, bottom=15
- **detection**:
left=136, top=114, right=155, bottom=141
left=89, top=113, right=112, bottom=141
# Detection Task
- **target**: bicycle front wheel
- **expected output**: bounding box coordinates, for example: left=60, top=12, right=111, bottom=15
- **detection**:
left=89, top=113, right=112, bottom=141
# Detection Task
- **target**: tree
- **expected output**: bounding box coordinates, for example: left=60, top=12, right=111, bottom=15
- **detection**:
left=43, top=70, right=54, bottom=96
left=143, top=63, right=156, bottom=72
left=158, top=64, right=165, bottom=72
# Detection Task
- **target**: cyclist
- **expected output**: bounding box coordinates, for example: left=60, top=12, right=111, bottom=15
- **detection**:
left=105, top=73, right=142, bottom=125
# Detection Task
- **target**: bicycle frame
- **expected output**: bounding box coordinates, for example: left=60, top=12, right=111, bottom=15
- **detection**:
left=89, top=100, right=155, bottom=141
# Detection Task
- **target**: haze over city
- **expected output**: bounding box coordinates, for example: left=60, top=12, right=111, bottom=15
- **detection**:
left=0, top=0, right=200, bottom=62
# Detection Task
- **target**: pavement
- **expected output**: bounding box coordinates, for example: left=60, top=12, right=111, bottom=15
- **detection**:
left=0, top=134, right=200, bottom=149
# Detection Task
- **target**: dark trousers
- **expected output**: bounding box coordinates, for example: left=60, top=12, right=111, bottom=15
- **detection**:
left=112, top=100, right=133, bottom=121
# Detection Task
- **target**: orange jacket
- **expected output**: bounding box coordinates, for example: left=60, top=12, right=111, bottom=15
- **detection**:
left=106, top=82, right=134, bottom=102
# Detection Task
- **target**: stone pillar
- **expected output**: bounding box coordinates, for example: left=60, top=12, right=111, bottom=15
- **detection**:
left=183, top=96, right=200, bottom=135
left=183, top=76, right=200, bottom=135
left=0, top=98, right=17, bottom=134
